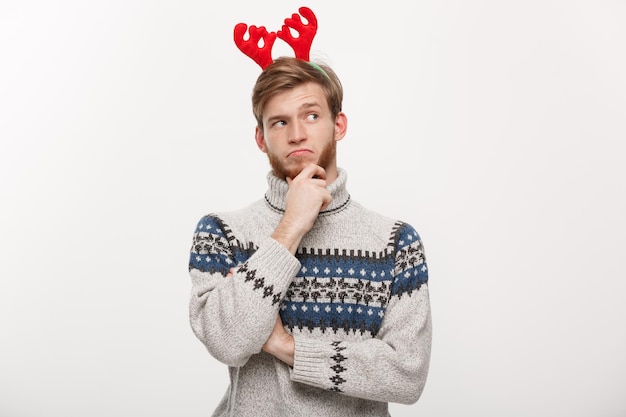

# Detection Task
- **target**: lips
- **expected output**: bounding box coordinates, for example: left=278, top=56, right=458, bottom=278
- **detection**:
left=288, top=149, right=313, bottom=157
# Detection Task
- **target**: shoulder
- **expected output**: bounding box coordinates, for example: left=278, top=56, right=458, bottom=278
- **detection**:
left=193, top=200, right=265, bottom=232
left=350, top=201, right=424, bottom=245
left=391, top=222, right=424, bottom=250
left=348, top=200, right=397, bottom=230
left=192, top=213, right=232, bottom=239
left=391, top=220, right=428, bottom=290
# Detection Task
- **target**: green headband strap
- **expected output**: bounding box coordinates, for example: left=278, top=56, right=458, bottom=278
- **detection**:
left=308, top=61, right=330, bottom=79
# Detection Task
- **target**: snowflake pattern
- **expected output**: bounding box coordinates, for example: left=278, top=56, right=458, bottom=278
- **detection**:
left=189, top=215, right=281, bottom=305
left=190, top=217, right=428, bottom=338
left=391, top=223, right=429, bottom=298
left=328, top=341, right=348, bottom=392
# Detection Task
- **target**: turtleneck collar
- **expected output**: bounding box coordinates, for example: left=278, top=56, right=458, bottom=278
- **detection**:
left=264, top=167, right=351, bottom=216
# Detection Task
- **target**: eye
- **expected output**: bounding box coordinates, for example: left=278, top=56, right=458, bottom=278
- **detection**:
left=306, top=113, right=319, bottom=122
left=273, top=120, right=287, bottom=127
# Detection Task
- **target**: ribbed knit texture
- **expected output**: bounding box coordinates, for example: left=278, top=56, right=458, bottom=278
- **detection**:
left=189, top=168, right=432, bottom=417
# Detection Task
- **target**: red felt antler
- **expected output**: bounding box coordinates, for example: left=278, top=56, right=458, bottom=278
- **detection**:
left=233, top=7, right=318, bottom=69
left=233, top=23, right=277, bottom=69
left=277, top=7, right=318, bottom=61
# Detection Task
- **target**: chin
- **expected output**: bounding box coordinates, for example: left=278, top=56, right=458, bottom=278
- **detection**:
left=283, top=165, right=307, bottom=180
left=269, top=156, right=314, bottom=180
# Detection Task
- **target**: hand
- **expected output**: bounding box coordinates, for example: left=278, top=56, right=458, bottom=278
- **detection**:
left=272, top=164, right=332, bottom=253
left=285, top=164, right=332, bottom=231
left=262, top=315, right=294, bottom=367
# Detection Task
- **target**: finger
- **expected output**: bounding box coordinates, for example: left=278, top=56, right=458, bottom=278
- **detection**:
left=320, top=191, right=333, bottom=211
left=290, top=176, right=327, bottom=189
left=309, top=178, right=328, bottom=188
left=310, top=164, right=327, bottom=180
left=297, top=164, right=326, bottom=180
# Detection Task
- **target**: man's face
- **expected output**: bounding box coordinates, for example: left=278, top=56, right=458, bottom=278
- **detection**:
left=255, top=82, right=347, bottom=182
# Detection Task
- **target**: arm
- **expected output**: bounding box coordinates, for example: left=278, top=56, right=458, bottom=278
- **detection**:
left=291, top=285, right=431, bottom=404
left=288, top=226, right=432, bottom=404
left=260, top=164, right=333, bottom=364
left=188, top=215, right=300, bottom=367
left=189, top=164, right=332, bottom=367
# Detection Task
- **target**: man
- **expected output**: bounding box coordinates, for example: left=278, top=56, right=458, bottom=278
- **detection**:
left=188, top=55, right=432, bottom=417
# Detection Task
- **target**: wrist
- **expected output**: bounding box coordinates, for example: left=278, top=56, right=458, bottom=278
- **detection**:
left=274, top=334, right=295, bottom=367
left=272, top=217, right=307, bottom=254
left=264, top=332, right=295, bottom=367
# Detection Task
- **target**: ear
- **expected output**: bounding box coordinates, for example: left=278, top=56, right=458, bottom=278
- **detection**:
left=333, top=112, right=348, bottom=142
left=255, top=126, right=267, bottom=153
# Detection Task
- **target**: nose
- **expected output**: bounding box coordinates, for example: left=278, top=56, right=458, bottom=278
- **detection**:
left=288, top=120, right=306, bottom=144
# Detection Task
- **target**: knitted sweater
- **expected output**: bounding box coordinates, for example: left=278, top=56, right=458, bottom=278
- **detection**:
left=188, top=168, right=431, bottom=417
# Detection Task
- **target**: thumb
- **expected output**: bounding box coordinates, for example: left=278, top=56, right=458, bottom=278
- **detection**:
left=320, top=195, right=332, bottom=211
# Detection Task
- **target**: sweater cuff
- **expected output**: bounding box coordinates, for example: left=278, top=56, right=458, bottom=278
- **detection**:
left=291, top=338, right=329, bottom=388
left=249, top=237, right=301, bottom=288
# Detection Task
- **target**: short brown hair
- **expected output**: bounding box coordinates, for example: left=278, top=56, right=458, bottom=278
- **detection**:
left=251, top=57, right=343, bottom=129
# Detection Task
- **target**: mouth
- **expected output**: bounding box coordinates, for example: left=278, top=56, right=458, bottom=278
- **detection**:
left=288, top=149, right=313, bottom=157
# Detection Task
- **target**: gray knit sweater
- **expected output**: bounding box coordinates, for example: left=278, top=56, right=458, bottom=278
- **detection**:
left=188, top=168, right=431, bottom=417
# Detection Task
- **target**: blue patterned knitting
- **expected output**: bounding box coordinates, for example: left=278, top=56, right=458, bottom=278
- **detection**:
left=190, top=216, right=427, bottom=337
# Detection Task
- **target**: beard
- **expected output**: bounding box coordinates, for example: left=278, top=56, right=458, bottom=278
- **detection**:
left=267, top=139, right=337, bottom=181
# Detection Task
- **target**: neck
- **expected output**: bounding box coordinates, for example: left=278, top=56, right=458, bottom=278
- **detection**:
left=265, top=167, right=350, bottom=215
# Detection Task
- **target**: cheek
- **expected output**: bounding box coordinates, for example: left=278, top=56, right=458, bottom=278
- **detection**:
left=261, top=133, right=283, bottom=153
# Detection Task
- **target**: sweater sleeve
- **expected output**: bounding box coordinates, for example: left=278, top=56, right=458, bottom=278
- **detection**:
left=290, top=224, right=432, bottom=404
left=188, top=214, right=301, bottom=367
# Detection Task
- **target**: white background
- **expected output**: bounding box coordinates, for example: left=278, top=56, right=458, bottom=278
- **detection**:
left=1, top=1, right=625, bottom=416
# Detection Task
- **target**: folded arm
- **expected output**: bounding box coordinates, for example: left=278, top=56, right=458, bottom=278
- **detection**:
left=188, top=215, right=300, bottom=367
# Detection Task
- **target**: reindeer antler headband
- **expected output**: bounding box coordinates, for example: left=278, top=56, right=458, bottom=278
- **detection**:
left=233, top=6, right=318, bottom=70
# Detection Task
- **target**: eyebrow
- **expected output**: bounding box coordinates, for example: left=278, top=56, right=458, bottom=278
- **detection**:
left=265, top=102, right=322, bottom=124
left=299, top=102, right=321, bottom=111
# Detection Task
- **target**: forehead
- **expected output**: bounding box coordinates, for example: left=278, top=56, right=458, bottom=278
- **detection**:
left=263, top=82, right=328, bottom=117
